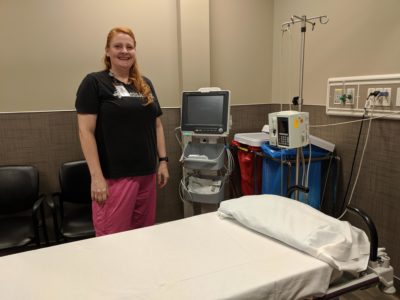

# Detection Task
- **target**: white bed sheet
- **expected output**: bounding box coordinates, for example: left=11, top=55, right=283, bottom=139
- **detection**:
left=218, top=195, right=370, bottom=273
left=0, top=213, right=333, bottom=300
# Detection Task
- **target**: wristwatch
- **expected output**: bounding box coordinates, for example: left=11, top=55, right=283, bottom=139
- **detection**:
left=158, top=156, right=169, bottom=162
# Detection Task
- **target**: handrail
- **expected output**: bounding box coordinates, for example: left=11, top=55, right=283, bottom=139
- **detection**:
left=346, top=206, right=378, bottom=262
left=286, top=185, right=310, bottom=197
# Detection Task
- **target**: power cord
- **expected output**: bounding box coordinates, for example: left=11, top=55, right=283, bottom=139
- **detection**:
left=338, top=91, right=378, bottom=219
left=174, top=127, right=183, bottom=149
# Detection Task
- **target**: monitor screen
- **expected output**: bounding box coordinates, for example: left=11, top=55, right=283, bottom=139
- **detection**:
left=181, top=90, right=230, bottom=135
left=277, top=117, right=289, bottom=135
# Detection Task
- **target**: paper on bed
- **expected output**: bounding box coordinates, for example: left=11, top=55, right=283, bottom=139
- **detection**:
left=218, top=195, right=370, bottom=272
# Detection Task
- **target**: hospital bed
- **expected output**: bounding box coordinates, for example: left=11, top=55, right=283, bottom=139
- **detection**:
left=0, top=195, right=395, bottom=300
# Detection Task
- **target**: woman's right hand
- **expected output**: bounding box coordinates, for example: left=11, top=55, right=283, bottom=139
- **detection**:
left=77, top=113, right=108, bottom=204
left=91, top=176, right=108, bottom=204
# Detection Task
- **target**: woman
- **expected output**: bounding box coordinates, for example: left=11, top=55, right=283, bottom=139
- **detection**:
left=75, top=27, right=169, bottom=236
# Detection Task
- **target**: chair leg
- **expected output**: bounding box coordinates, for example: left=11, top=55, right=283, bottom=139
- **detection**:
left=40, top=205, right=49, bottom=246
left=52, top=211, right=60, bottom=243
left=32, top=217, right=41, bottom=247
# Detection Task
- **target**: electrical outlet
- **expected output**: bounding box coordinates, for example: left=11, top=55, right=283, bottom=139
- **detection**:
left=367, top=88, right=376, bottom=107
left=327, top=74, right=400, bottom=119
left=345, top=88, right=355, bottom=105
left=381, top=88, right=392, bottom=106
left=367, top=88, right=376, bottom=96
left=396, top=88, right=400, bottom=106
left=368, top=87, right=391, bottom=107
left=334, top=88, right=343, bottom=104
left=373, top=87, right=383, bottom=106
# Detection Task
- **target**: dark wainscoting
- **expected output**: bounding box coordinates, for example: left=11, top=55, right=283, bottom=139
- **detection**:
left=1, top=105, right=399, bottom=285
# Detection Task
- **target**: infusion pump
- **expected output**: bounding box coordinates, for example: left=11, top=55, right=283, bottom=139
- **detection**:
left=268, top=111, right=309, bottom=149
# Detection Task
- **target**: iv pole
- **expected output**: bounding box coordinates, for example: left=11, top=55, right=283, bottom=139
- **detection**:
left=281, top=15, right=329, bottom=199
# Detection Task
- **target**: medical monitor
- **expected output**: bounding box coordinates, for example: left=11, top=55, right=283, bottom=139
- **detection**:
left=181, top=90, right=230, bottom=136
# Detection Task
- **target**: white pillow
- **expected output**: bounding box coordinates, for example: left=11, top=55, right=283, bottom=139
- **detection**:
left=218, top=195, right=370, bottom=272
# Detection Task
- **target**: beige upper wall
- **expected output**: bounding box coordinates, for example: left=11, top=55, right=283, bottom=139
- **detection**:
left=210, top=0, right=274, bottom=105
left=0, top=0, right=274, bottom=111
left=272, top=0, right=400, bottom=106
left=0, top=0, right=180, bottom=111
left=4, top=0, right=397, bottom=110
left=178, top=0, right=211, bottom=91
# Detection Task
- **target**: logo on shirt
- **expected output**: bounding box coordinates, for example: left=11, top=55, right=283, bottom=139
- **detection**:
left=113, top=85, right=143, bottom=99
left=128, top=91, right=144, bottom=98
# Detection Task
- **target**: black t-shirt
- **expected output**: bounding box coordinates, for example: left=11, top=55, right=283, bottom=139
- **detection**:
left=75, top=70, right=162, bottom=179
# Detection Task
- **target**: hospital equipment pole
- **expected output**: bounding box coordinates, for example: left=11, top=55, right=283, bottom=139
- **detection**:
left=295, top=16, right=306, bottom=199
left=282, top=15, right=329, bottom=199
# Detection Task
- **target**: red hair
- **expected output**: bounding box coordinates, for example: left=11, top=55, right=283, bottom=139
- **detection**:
left=103, top=27, right=153, bottom=105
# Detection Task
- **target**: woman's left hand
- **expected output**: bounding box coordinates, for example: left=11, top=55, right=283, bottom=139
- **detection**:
left=157, top=161, right=169, bottom=188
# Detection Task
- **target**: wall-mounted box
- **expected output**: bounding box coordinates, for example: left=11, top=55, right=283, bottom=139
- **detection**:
left=326, top=74, right=400, bottom=120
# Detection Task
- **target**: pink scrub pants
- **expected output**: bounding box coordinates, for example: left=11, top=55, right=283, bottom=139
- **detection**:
left=92, top=174, right=156, bottom=237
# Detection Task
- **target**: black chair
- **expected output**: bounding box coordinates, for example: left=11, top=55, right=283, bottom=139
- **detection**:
left=49, top=160, right=95, bottom=242
left=0, top=165, right=48, bottom=252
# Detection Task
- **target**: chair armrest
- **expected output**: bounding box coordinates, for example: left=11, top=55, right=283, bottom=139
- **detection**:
left=47, top=192, right=61, bottom=209
left=33, top=193, right=46, bottom=214
left=48, top=192, right=62, bottom=243
left=47, top=193, right=63, bottom=222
